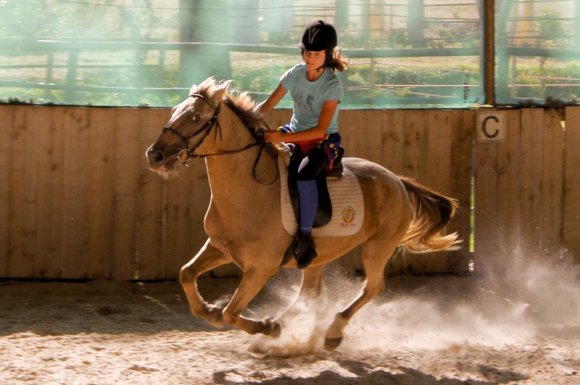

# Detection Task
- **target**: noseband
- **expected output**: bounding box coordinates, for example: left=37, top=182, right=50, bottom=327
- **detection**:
left=162, top=92, right=278, bottom=184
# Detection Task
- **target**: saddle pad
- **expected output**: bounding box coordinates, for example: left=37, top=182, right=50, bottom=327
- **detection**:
left=279, top=158, right=364, bottom=237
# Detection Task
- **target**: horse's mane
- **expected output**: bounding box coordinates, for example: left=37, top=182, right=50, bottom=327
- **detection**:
left=190, top=77, right=267, bottom=136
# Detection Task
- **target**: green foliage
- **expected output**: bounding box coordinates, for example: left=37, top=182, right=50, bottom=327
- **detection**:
left=0, top=0, right=577, bottom=108
left=429, top=12, right=480, bottom=49
left=510, top=60, right=580, bottom=102
left=0, top=0, right=159, bottom=39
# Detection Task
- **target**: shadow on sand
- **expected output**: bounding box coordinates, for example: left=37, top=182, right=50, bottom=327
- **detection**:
left=213, top=358, right=528, bottom=385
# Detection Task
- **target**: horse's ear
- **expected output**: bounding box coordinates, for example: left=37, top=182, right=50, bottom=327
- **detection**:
left=203, top=76, right=217, bottom=87
left=190, top=76, right=217, bottom=95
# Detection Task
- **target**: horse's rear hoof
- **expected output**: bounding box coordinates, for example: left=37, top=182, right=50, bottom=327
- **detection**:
left=324, top=337, right=343, bottom=351
left=268, top=322, right=281, bottom=338
left=260, top=317, right=281, bottom=338
left=205, top=304, right=226, bottom=328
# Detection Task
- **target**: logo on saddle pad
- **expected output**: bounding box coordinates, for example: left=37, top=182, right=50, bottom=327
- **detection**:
left=279, top=159, right=364, bottom=237
left=341, top=206, right=357, bottom=226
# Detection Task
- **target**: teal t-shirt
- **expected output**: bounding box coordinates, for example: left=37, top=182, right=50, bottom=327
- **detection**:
left=280, top=63, right=343, bottom=134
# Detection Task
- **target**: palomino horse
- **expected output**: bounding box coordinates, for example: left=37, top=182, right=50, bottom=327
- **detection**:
left=146, top=77, right=460, bottom=350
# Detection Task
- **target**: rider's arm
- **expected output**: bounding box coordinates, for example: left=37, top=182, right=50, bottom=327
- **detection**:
left=254, top=84, right=287, bottom=117
left=265, top=99, right=339, bottom=143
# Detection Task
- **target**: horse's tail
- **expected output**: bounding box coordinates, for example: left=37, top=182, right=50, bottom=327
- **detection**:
left=399, top=176, right=461, bottom=252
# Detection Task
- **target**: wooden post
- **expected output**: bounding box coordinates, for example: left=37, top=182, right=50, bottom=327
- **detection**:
left=494, top=0, right=513, bottom=103
left=64, top=52, right=79, bottom=103
left=0, top=106, right=13, bottom=277
left=483, top=0, right=496, bottom=105
left=408, top=0, right=426, bottom=48
left=575, top=0, right=580, bottom=46
left=563, top=107, right=580, bottom=262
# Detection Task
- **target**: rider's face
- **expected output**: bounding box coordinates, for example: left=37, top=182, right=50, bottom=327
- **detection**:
left=302, top=50, right=326, bottom=69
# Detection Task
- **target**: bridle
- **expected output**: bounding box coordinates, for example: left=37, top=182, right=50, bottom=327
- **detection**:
left=163, top=93, right=254, bottom=162
left=162, top=92, right=278, bottom=184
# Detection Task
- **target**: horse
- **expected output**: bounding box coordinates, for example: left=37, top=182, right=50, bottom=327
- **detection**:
left=146, top=77, right=460, bottom=351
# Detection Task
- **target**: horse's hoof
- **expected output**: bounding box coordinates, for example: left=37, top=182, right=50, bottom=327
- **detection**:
left=324, top=337, right=343, bottom=351
left=262, top=318, right=281, bottom=338
left=205, top=305, right=225, bottom=328
left=269, top=322, right=281, bottom=338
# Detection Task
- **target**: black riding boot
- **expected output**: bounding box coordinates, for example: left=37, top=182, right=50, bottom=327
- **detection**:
left=288, top=232, right=317, bottom=269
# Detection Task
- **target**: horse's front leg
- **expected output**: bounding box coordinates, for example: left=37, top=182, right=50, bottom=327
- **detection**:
left=180, top=238, right=231, bottom=328
left=222, top=266, right=281, bottom=337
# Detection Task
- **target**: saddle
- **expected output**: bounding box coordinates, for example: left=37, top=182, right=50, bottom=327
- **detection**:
left=287, top=145, right=345, bottom=228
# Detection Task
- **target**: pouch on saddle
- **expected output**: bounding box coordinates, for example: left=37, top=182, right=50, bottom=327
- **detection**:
left=287, top=146, right=344, bottom=228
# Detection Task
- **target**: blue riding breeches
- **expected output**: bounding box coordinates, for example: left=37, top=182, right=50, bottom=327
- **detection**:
left=297, top=147, right=328, bottom=233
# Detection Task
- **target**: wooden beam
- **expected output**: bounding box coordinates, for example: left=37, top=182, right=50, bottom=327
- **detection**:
left=484, top=0, right=495, bottom=105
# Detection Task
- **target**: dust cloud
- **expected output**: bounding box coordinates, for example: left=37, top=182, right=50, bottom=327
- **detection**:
left=248, top=253, right=580, bottom=356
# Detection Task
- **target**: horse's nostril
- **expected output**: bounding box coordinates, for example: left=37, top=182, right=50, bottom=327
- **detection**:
left=147, top=148, right=165, bottom=164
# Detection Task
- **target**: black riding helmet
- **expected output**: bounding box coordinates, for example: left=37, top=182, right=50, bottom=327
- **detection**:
left=298, top=20, right=337, bottom=51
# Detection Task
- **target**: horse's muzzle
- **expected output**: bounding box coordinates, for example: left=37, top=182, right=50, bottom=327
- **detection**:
left=146, top=145, right=166, bottom=167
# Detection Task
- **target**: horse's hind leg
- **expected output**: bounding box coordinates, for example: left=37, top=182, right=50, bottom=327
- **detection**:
left=276, top=264, right=326, bottom=323
left=324, top=237, right=397, bottom=350
left=299, top=264, right=326, bottom=298
left=180, top=238, right=231, bottom=327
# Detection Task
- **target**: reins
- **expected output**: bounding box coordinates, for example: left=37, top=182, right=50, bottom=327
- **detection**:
left=163, top=92, right=279, bottom=185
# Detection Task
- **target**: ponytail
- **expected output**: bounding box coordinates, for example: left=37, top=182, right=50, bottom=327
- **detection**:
left=326, top=48, right=348, bottom=72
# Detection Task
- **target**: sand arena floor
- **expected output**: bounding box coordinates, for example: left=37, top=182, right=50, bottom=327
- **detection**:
left=1, top=262, right=579, bottom=385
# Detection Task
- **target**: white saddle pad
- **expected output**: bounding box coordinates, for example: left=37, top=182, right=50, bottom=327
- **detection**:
left=279, top=157, right=364, bottom=237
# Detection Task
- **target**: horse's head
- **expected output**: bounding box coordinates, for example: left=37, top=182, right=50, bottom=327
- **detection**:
left=146, top=77, right=230, bottom=177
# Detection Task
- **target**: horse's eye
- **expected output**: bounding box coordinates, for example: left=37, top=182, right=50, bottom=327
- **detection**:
left=192, top=113, right=200, bottom=122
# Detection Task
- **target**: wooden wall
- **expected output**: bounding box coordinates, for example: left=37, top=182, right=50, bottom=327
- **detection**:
left=339, top=109, right=473, bottom=275
left=0, top=106, right=209, bottom=280
left=0, top=106, right=578, bottom=280
left=474, top=107, right=580, bottom=272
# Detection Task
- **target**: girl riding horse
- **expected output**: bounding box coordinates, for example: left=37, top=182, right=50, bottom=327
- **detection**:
left=255, top=20, right=348, bottom=269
